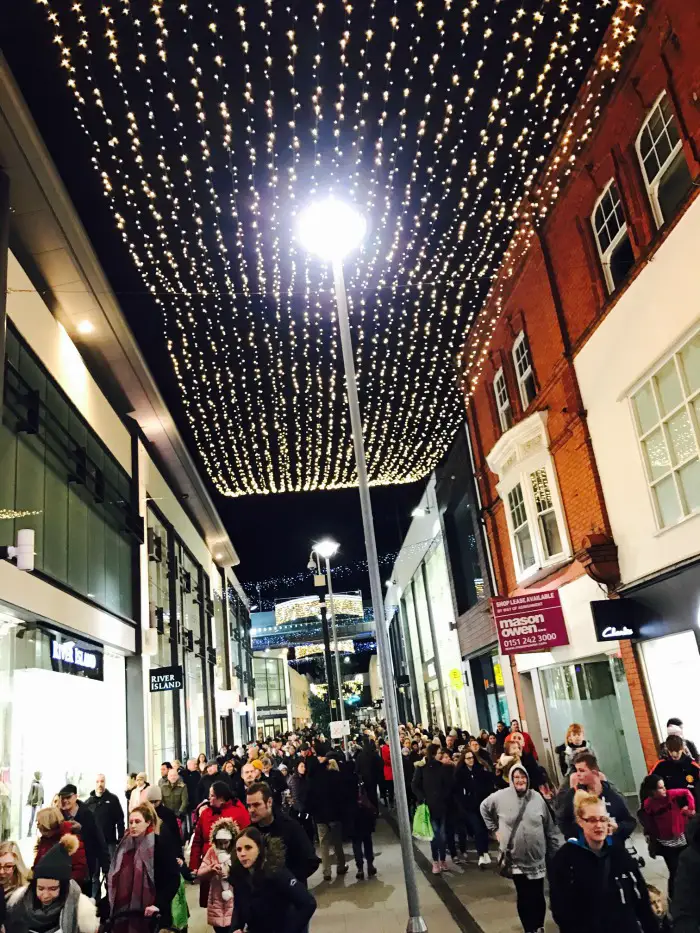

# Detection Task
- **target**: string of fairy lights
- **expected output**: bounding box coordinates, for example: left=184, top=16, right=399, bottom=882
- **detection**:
left=34, top=0, right=643, bottom=496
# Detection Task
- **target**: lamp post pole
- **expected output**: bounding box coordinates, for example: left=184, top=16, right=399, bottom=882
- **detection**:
left=324, top=554, right=348, bottom=755
left=332, top=257, right=426, bottom=933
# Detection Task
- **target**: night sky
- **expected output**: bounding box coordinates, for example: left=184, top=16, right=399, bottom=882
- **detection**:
left=0, top=0, right=619, bottom=606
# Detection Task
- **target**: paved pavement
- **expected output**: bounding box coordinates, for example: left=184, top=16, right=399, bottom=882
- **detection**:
left=182, top=820, right=669, bottom=933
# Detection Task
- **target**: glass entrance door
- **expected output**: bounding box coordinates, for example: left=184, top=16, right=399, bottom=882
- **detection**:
left=539, top=656, right=639, bottom=797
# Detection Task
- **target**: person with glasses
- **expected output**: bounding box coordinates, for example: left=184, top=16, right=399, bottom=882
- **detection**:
left=550, top=791, right=657, bottom=933
left=554, top=750, right=636, bottom=847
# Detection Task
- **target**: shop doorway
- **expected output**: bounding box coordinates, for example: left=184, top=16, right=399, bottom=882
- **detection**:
left=469, top=652, right=509, bottom=733
left=539, top=656, right=641, bottom=800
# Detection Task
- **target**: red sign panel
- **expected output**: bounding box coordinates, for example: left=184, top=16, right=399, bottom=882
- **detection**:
left=491, top=590, right=569, bottom=655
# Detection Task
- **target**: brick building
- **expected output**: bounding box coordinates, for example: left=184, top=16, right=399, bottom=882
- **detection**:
left=460, top=0, right=700, bottom=788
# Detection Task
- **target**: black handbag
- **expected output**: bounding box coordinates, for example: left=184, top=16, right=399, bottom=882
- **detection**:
left=498, top=795, right=529, bottom=879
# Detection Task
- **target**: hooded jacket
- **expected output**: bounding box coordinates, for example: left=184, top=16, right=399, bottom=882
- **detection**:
left=550, top=836, right=657, bottom=933
left=554, top=778, right=636, bottom=846
left=480, top=764, right=563, bottom=878
left=671, top=817, right=700, bottom=933
left=189, top=800, right=249, bottom=870
left=229, top=836, right=316, bottom=933
left=198, top=818, right=237, bottom=929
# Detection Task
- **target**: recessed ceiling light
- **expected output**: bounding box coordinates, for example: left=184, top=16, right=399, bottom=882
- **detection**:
left=77, top=320, right=95, bottom=335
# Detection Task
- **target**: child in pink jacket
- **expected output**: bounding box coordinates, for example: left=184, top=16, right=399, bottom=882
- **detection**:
left=196, top=817, right=239, bottom=932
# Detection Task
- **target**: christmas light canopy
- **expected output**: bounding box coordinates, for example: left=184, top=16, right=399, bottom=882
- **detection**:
left=33, top=0, right=643, bottom=497
left=297, top=198, right=366, bottom=262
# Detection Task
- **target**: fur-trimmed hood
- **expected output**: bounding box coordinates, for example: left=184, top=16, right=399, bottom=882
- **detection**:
left=208, top=816, right=239, bottom=846
left=229, top=834, right=286, bottom=878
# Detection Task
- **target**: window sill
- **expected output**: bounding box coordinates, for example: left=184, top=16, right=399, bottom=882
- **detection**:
left=652, top=508, right=700, bottom=538
left=514, top=556, right=573, bottom=588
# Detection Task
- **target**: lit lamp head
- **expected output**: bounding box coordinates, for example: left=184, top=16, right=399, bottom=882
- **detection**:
left=314, top=538, right=339, bottom=560
left=297, top=197, right=366, bottom=261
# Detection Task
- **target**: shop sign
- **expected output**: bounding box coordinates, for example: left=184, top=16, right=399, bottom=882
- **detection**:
left=591, top=600, right=640, bottom=642
left=492, top=591, right=569, bottom=655
left=50, top=635, right=104, bottom=681
left=149, top=664, right=184, bottom=692
left=449, top=668, right=463, bottom=691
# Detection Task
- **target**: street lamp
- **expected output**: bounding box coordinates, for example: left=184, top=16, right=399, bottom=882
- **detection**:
left=311, top=538, right=346, bottom=751
left=298, top=198, right=426, bottom=933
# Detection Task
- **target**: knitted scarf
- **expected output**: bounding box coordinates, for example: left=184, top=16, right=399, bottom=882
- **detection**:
left=17, top=880, right=80, bottom=933
left=108, top=829, right=157, bottom=916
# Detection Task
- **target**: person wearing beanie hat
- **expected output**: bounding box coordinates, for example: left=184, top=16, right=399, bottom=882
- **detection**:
left=660, top=718, right=700, bottom=764
left=5, top=836, right=99, bottom=933
left=144, top=787, right=185, bottom=868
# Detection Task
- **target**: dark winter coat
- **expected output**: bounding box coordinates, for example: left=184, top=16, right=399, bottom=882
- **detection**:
left=229, top=837, right=316, bottom=933
left=256, top=811, right=321, bottom=883
left=85, top=789, right=125, bottom=846
left=308, top=767, right=344, bottom=824
left=197, top=772, right=220, bottom=805
left=411, top=759, right=454, bottom=821
left=182, top=768, right=201, bottom=809
left=153, top=804, right=184, bottom=861
left=555, top=780, right=636, bottom=846
left=550, top=838, right=657, bottom=933
left=652, top=756, right=700, bottom=804
left=261, top=768, right=288, bottom=807
left=672, top=817, right=700, bottom=933
left=73, top=801, right=109, bottom=876
left=454, top=762, right=495, bottom=813
left=354, top=744, right=383, bottom=796
left=287, top=773, right=309, bottom=814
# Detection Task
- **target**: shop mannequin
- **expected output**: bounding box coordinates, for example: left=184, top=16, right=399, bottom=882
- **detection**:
left=26, top=771, right=45, bottom=837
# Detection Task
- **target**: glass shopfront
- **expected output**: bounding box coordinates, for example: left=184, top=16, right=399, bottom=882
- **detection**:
left=539, top=655, right=645, bottom=798
left=469, top=649, right=509, bottom=732
left=0, top=617, right=126, bottom=843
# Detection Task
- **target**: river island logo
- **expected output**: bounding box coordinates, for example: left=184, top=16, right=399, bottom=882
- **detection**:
left=51, top=639, right=98, bottom=670
left=149, top=665, right=184, bottom=692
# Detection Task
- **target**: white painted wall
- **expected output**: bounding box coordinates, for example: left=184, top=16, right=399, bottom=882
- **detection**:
left=6, top=250, right=132, bottom=473
left=513, top=574, right=615, bottom=673
left=574, top=197, right=700, bottom=586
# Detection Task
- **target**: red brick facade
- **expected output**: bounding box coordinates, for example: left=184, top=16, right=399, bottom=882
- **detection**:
left=462, top=0, right=700, bottom=757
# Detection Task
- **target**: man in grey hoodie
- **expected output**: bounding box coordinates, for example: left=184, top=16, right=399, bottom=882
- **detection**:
left=481, top=764, right=563, bottom=933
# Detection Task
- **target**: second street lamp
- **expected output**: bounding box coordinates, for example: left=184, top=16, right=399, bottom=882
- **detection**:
left=298, top=197, right=426, bottom=933
left=312, top=538, right=347, bottom=751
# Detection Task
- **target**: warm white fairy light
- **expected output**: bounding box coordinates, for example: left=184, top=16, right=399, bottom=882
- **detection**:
left=35, top=0, right=642, bottom=496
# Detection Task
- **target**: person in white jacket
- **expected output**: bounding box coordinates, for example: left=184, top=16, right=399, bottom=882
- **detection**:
left=5, top=835, right=99, bottom=933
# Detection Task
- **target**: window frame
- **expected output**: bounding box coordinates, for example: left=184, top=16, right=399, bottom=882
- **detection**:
left=635, top=90, right=686, bottom=229
left=493, top=366, right=513, bottom=433
left=629, top=327, right=700, bottom=531
left=591, top=179, right=632, bottom=294
left=502, top=461, right=569, bottom=581
left=512, top=331, right=536, bottom=411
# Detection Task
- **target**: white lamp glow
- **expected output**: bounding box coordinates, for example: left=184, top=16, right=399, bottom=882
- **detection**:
left=297, top=197, right=366, bottom=260
left=314, top=538, right=340, bottom=560
left=77, top=320, right=95, bottom=335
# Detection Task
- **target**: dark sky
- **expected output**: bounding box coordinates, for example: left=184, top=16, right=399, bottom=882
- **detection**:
left=0, top=1, right=616, bottom=605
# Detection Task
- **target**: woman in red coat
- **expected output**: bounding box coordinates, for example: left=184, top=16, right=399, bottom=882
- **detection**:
left=34, top=808, right=88, bottom=884
left=379, top=740, right=394, bottom=808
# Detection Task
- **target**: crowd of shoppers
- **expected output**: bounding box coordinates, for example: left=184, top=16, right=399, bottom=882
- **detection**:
left=4, top=714, right=700, bottom=933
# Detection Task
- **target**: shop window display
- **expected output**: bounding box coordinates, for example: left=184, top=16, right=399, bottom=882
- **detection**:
left=0, top=618, right=126, bottom=844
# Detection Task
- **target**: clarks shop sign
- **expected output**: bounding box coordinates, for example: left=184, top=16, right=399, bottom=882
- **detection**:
left=150, top=665, right=184, bottom=692
left=492, top=590, right=569, bottom=655
left=591, top=600, right=640, bottom=643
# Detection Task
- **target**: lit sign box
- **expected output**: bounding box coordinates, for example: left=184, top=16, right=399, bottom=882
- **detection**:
left=50, top=636, right=104, bottom=681
left=150, top=664, right=184, bottom=692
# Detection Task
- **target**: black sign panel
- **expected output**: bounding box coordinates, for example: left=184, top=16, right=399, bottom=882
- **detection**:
left=150, top=664, right=184, bottom=692
left=50, top=634, right=104, bottom=681
left=591, top=600, right=641, bottom=643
